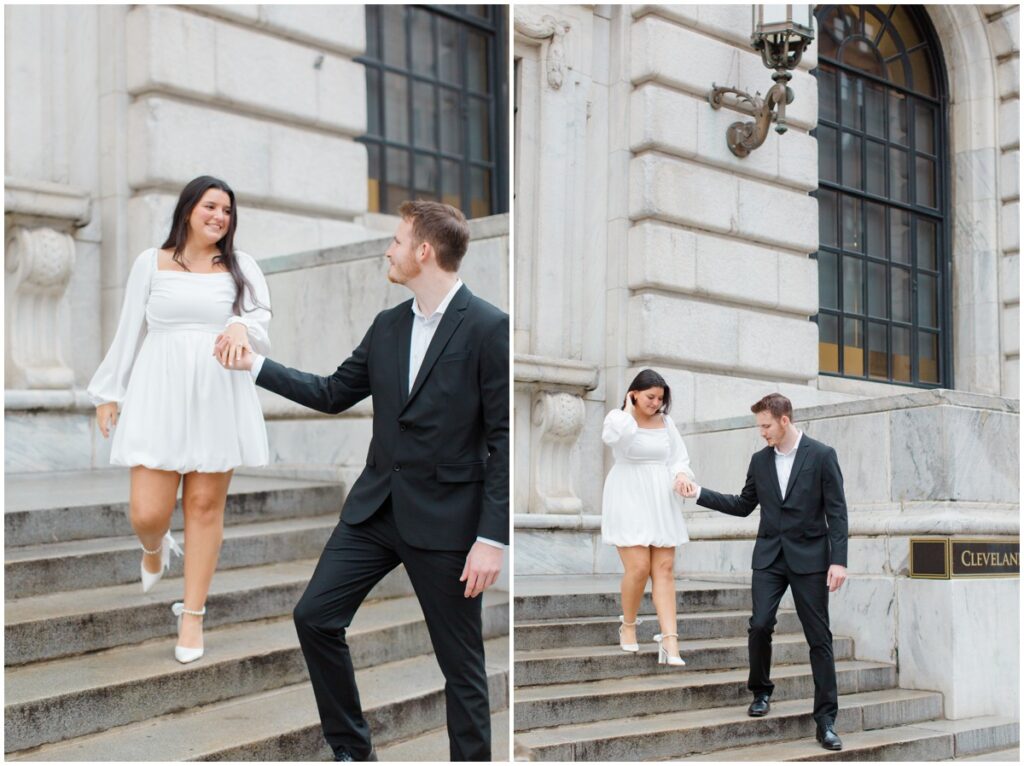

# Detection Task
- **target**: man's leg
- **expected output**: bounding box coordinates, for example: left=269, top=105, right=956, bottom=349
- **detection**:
left=399, top=539, right=490, bottom=761
left=748, top=554, right=790, bottom=699
left=293, top=503, right=401, bottom=760
left=788, top=566, right=838, bottom=725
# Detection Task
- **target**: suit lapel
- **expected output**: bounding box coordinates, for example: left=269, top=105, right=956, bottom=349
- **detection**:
left=782, top=437, right=812, bottom=503
left=394, top=306, right=414, bottom=400
left=766, top=448, right=784, bottom=506
left=401, top=285, right=470, bottom=412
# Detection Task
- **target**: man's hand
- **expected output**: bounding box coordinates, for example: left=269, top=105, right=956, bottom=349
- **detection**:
left=213, top=332, right=255, bottom=371
left=827, top=564, right=847, bottom=592
left=459, top=541, right=504, bottom=598
left=674, top=474, right=697, bottom=497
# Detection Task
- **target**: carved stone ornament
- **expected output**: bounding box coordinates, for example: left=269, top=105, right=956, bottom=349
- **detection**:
left=514, top=14, right=571, bottom=90
left=530, top=390, right=586, bottom=513
left=5, top=225, right=77, bottom=388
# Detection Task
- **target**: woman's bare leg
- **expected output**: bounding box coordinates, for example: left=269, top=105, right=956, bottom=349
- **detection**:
left=651, top=546, right=680, bottom=656
left=616, top=545, right=652, bottom=644
left=178, top=470, right=232, bottom=648
left=129, top=466, right=181, bottom=574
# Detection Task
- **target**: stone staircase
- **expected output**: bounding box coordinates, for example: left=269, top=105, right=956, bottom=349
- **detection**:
left=5, top=470, right=509, bottom=761
left=512, top=575, right=1017, bottom=761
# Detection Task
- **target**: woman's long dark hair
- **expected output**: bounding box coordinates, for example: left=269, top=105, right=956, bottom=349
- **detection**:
left=160, top=175, right=267, bottom=316
left=623, top=368, right=672, bottom=415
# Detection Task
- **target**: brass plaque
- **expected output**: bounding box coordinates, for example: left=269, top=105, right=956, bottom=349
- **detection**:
left=950, top=538, right=1020, bottom=578
left=909, top=538, right=950, bottom=579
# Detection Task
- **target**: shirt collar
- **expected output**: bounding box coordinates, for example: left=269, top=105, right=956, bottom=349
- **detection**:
left=412, top=278, right=463, bottom=321
left=774, top=429, right=803, bottom=457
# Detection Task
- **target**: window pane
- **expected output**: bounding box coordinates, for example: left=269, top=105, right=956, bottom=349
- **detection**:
left=889, top=91, right=907, bottom=145
left=385, top=147, right=410, bottom=213
left=843, top=255, right=864, bottom=313
left=817, top=66, right=838, bottom=123
left=891, top=6, right=923, bottom=49
left=414, top=154, right=438, bottom=200
left=869, top=321, right=888, bottom=379
left=366, top=143, right=381, bottom=214
left=468, top=97, right=490, bottom=162
left=819, top=189, right=838, bottom=248
left=889, top=147, right=908, bottom=202
left=438, top=17, right=461, bottom=84
left=892, top=266, right=911, bottom=322
left=919, top=331, right=940, bottom=383
left=366, top=68, right=381, bottom=137
left=470, top=166, right=491, bottom=218
left=915, top=102, right=935, bottom=154
left=842, top=195, right=863, bottom=253
left=366, top=6, right=380, bottom=60
left=840, top=72, right=863, bottom=130
left=818, top=125, right=837, bottom=183
left=818, top=251, right=838, bottom=309
left=381, top=6, right=407, bottom=69
left=843, top=37, right=884, bottom=76
left=467, top=30, right=489, bottom=92
left=868, top=261, right=887, bottom=318
left=841, top=133, right=862, bottom=190
left=915, top=155, right=936, bottom=208
left=865, top=80, right=885, bottom=138
left=891, top=209, right=910, bottom=263
left=917, top=218, right=937, bottom=270
left=410, top=8, right=434, bottom=76
left=412, top=82, right=437, bottom=150
left=866, top=140, right=885, bottom=196
left=384, top=73, right=409, bottom=143
left=908, top=47, right=936, bottom=97
left=918, top=273, right=938, bottom=328
left=819, top=313, right=839, bottom=373
left=441, top=159, right=461, bottom=209
left=866, top=201, right=886, bottom=258
left=892, top=326, right=911, bottom=382
left=844, top=317, right=865, bottom=376
left=440, top=88, right=460, bottom=155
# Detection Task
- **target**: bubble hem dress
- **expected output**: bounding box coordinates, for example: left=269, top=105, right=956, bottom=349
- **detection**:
left=87, top=248, right=271, bottom=473
left=600, top=409, right=695, bottom=548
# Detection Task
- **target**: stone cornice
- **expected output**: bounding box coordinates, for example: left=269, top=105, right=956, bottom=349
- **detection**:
left=514, top=354, right=599, bottom=390
left=4, top=177, right=91, bottom=227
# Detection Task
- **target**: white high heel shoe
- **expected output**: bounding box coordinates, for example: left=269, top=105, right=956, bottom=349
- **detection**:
left=140, top=530, right=183, bottom=593
left=654, top=632, right=686, bottom=666
left=618, top=615, right=643, bottom=652
left=172, top=602, right=206, bottom=664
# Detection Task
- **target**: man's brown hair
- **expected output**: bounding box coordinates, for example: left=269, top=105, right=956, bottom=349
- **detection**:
left=398, top=200, right=470, bottom=272
left=751, top=393, right=794, bottom=421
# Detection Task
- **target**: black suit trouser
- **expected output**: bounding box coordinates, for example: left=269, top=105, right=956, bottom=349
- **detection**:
left=292, top=497, right=491, bottom=761
left=748, top=551, right=838, bottom=725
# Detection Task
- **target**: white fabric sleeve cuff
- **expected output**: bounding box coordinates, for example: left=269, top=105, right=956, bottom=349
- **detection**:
left=475, top=536, right=505, bottom=549
left=695, top=486, right=701, bottom=501
left=250, top=354, right=266, bottom=381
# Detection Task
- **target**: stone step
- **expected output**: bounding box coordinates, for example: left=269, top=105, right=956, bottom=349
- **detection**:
left=957, top=746, right=1020, bottom=760
left=5, top=559, right=415, bottom=666
left=376, top=708, right=510, bottom=762
left=514, top=575, right=751, bottom=620
left=5, top=514, right=338, bottom=598
left=514, top=688, right=943, bottom=761
left=515, top=633, right=855, bottom=686
left=5, top=469, right=343, bottom=547
left=514, top=609, right=803, bottom=651
left=5, top=591, right=509, bottom=753
left=8, top=636, right=509, bottom=761
left=679, top=715, right=1019, bottom=761
left=514, top=659, right=897, bottom=731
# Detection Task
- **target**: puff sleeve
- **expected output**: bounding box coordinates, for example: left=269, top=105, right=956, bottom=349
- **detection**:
left=666, top=416, right=696, bottom=480
left=224, top=252, right=272, bottom=355
left=602, top=408, right=639, bottom=446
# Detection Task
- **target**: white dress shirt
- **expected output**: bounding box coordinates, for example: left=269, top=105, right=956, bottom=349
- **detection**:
left=248, top=279, right=503, bottom=550
left=693, top=430, right=803, bottom=502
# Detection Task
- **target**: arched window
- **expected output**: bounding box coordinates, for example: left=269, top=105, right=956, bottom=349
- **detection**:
left=813, top=5, right=950, bottom=386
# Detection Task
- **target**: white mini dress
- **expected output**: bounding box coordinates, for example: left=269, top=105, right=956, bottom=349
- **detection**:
left=600, top=409, right=695, bottom=548
left=87, top=248, right=270, bottom=473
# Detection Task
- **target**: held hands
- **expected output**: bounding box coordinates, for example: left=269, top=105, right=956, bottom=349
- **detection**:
left=674, top=473, right=698, bottom=498
left=95, top=402, right=118, bottom=438
left=460, top=541, right=503, bottom=598
left=827, top=564, right=847, bottom=592
left=213, top=325, right=254, bottom=371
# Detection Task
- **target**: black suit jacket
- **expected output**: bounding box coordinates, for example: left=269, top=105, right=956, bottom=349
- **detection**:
left=256, top=284, right=509, bottom=551
left=696, top=434, right=848, bottom=573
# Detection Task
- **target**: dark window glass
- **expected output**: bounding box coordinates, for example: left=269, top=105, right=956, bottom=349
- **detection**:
left=813, top=5, right=949, bottom=387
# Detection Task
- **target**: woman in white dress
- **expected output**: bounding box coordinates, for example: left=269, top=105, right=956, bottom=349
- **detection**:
left=88, top=176, right=271, bottom=664
left=602, top=369, right=697, bottom=666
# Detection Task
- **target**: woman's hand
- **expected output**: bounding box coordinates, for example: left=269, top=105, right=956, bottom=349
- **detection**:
left=623, top=391, right=636, bottom=417
left=674, top=473, right=696, bottom=497
left=96, top=402, right=118, bottom=438
left=217, top=322, right=252, bottom=368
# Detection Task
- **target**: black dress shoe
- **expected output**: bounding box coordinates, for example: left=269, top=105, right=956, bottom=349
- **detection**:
left=747, top=694, right=771, bottom=716
left=333, top=748, right=378, bottom=762
left=816, top=722, right=843, bottom=751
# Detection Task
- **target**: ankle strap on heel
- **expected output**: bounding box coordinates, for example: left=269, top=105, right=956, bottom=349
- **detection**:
left=653, top=632, right=679, bottom=641
left=141, top=541, right=163, bottom=555
left=619, top=615, right=644, bottom=627
left=172, top=602, right=206, bottom=618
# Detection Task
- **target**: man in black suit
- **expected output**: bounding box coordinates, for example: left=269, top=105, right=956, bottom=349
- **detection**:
left=680, top=393, right=848, bottom=751
left=219, top=201, right=508, bottom=761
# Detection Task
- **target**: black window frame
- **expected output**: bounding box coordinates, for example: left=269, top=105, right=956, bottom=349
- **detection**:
left=358, top=5, right=509, bottom=218
left=811, top=4, right=953, bottom=389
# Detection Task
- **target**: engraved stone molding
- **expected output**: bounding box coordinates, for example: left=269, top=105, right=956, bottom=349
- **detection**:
left=5, top=177, right=91, bottom=390
left=514, top=13, right=571, bottom=90
left=530, top=390, right=587, bottom=514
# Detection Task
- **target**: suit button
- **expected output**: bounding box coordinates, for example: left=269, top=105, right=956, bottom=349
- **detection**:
left=393, top=464, right=401, bottom=472
left=400, top=425, right=407, bottom=432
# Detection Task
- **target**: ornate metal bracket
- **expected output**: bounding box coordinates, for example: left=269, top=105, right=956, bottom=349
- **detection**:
left=708, top=71, right=795, bottom=158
